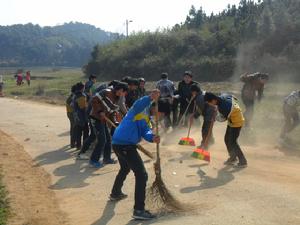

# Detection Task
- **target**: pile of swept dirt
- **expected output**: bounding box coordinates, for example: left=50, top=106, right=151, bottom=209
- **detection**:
left=0, top=130, right=69, bottom=225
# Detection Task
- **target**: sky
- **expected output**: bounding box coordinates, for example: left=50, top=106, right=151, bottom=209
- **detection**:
left=1, top=0, right=242, bottom=34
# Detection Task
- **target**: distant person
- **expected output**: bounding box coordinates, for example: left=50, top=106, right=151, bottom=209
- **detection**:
left=190, top=84, right=216, bottom=149
left=25, top=71, right=31, bottom=86
left=88, top=82, right=128, bottom=168
left=279, top=90, right=300, bottom=143
left=156, top=72, right=176, bottom=129
left=0, top=75, right=4, bottom=97
left=66, top=85, right=77, bottom=148
left=16, top=72, right=23, bottom=86
left=240, top=72, right=269, bottom=127
left=125, top=78, right=139, bottom=108
left=178, top=71, right=198, bottom=126
left=109, top=90, right=160, bottom=220
left=85, top=75, right=97, bottom=100
left=72, top=82, right=89, bottom=150
left=137, top=77, right=146, bottom=97
left=204, top=92, right=247, bottom=168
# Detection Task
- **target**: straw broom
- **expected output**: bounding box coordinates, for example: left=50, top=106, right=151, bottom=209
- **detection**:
left=148, top=100, right=185, bottom=212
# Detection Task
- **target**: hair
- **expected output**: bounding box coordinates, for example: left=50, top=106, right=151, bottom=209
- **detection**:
left=138, top=77, right=145, bottom=83
left=89, top=75, right=97, bottom=80
left=204, top=92, right=219, bottom=102
left=127, top=78, right=139, bottom=86
left=121, top=76, right=132, bottom=83
left=71, top=84, right=76, bottom=93
left=114, top=82, right=128, bottom=92
left=75, top=82, right=85, bottom=91
left=108, top=80, right=120, bottom=87
left=161, top=72, right=168, bottom=79
left=190, top=84, right=201, bottom=93
left=184, top=70, right=193, bottom=77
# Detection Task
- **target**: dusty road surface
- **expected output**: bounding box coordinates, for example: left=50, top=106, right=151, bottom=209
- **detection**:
left=0, top=97, right=300, bottom=225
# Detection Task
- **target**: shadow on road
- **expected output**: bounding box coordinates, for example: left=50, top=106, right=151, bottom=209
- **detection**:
left=180, top=164, right=242, bottom=193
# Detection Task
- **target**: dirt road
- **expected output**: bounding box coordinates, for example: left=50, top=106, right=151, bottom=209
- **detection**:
left=0, top=97, right=299, bottom=225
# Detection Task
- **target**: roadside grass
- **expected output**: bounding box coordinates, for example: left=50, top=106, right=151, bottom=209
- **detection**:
left=0, top=174, right=9, bottom=225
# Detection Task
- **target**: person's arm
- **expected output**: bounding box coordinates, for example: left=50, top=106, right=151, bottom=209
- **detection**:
left=131, top=96, right=152, bottom=115
left=257, top=84, right=264, bottom=102
left=141, top=123, right=154, bottom=142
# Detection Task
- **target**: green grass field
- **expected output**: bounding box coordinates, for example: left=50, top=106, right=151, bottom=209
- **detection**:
left=0, top=174, right=9, bottom=225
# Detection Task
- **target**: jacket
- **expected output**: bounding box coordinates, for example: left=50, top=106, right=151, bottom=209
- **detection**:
left=156, top=79, right=175, bottom=98
left=218, top=94, right=244, bottom=128
left=112, top=96, right=154, bottom=145
left=72, top=91, right=88, bottom=126
left=66, top=94, right=74, bottom=113
left=178, top=80, right=199, bottom=101
left=89, top=89, right=119, bottom=122
left=284, top=91, right=300, bottom=107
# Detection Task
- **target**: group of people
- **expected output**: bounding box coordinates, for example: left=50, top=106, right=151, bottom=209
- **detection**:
left=65, top=71, right=299, bottom=220
left=14, top=70, right=31, bottom=86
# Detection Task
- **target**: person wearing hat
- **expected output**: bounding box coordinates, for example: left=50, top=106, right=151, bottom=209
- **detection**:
left=279, top=90, right=300, bottom=144
left=190, top=84, right=216, bottom=149
left=240, top=72, right=269, bottom=127
left=125, top=78, right=140, bottom=108
left=204, top=92, right=247, bottom=168
left=109, top=89, right=160, bottom=220
left=177, top=71, right=198, bottom=126
left=138, top=77, right=146, bottom=98
left=156, top=72, right=176, bottom=129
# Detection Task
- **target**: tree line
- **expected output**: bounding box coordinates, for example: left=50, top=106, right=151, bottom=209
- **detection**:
left=84, top=0, right=300, bottom=81
left=0, top=22, right=121, bottom=67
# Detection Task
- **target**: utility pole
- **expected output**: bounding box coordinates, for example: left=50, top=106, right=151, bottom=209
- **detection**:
left=126, top=19, right=133, bottom=37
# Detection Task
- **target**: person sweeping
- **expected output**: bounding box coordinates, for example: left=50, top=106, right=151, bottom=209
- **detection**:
left=204, top=92, right=247, bottom=168
left=109, top=89, right=160, bottom=220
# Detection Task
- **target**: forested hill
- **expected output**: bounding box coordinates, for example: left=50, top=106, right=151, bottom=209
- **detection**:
left=85, top=0, right=300, bottom=81
left=0, top=22, right=121, bottom=67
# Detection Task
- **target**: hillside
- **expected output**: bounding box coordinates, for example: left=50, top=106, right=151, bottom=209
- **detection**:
left=84, top=0, right=300, bottom=81
left=0, top=22, right=122, bottom=67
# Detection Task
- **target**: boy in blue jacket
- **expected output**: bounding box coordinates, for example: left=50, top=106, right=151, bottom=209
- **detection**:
left=110, top=89, right=160, bottom=220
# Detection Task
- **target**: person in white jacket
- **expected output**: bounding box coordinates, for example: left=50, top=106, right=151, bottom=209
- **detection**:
left=280, top=90, right=300, bottom=142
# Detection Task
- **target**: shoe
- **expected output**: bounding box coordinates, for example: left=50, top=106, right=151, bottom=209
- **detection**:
left=89, top=160, right=103, bottom=168
left=77, top=153, right=90, bottom=160
left=233, top=162, right=247, bottom=168
left=103, top=158, right=117, bottom=164
left=133, top=210, right=156, bottom=220
left=109, top=193, right=128, bottom=201
left=224, top=158, right=237, bottom=165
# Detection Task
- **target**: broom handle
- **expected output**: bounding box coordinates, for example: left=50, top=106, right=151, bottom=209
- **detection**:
left=103, top=115, right=154, bottom=159
left=202, top=107, right=217, bottom=149
left=178, top=96, right=195, bottom=126
left=187, top=102, right=196, bottom=138
left=155, top=99, right=160, bottom=162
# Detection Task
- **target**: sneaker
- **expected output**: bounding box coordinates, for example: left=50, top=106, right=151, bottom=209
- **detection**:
left=76, top=153, right=90, bottom=160
left=233, top=162, right=248, bottom=168
left=133, top=210, right=156, bottom=220
left=224, top=158, right=237, bottom=165
left=103, top=158, right=117, bottom=164
left=109, top=193, right=128, bottom=201
left=89, top=160, right=103, bottom=168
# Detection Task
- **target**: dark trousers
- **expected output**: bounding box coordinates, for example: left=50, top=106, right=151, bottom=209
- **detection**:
left=67, top=112, right=76, bottom=146
left=90, top=119, right=112, bottom=162
left=158, top=98, right=172, bottom=128
left=111, top=145, right=148, bottom=210
left=224, top=126, right=247, bottom=164
left=79, top=119, right=96, bottom=154
left=242, top=98, right=254, bottom=127
left=178, top=98, right=194, bottom=126
left=74, top=122, right=89, bottom=149
left=280, top=104, right=299, bottom=138
left=172, top=98, right=179, bottom=126
left=200, top=105, right=216, bottom=148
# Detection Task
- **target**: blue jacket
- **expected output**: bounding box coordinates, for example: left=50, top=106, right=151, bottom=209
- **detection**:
left=112, top=96, right=154, bottom=145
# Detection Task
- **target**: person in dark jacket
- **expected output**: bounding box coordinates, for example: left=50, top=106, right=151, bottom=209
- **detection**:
left=109, top=89, right=160, bottom=220
left=177, top=71, right=198, bottom=126
left=138, top=77, right=146, bottom=98
left=72, top=82, right=89, bottom=150
left=205, top=92, right=247, bottom=168
left=125, top=78, right=139, bottom=108
left=66, top=85, right=77, bottom=148
left=84, top=75, right=97, bottom=101
left=190, top=84, right=216, bottom=149
left=88, top=82, right=128, bottom=168
left=240, top=72, right=269, bottom=127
